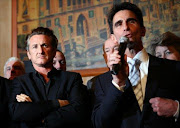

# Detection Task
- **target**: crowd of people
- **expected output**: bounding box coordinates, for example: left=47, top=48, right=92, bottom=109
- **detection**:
left=0, top=2, right=180, bottom=128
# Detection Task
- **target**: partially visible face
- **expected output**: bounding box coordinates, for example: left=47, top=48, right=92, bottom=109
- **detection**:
left=103, top=38, right=119, bottom=68
left=53, top=51, right=66, bottom=71
left=112, top=10, right=145, bottom=50
left=155, top=46, right=180, bottom=61
left=5, top=61, right=24, bottom=80
left=27, top=35, right=56, bottom=68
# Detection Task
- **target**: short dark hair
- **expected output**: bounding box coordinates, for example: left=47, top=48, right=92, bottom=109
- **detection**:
left=56, top=49, right=66, bottom=59
left=26, top=27, right=58, bottom=50
left=108, top=2, right=144, bottom=34
left=56, top=49, right=63, bottom=54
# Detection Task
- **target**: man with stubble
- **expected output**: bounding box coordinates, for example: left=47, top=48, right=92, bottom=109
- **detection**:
left=9, top=27, right=90, bottom=128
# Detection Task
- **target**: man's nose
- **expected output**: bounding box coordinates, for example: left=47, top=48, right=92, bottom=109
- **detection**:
left=123, top=22, right=129, bottom=31
left=58, top=62, right=62, bottom=68
left=37, top=46, right=43, bottom=53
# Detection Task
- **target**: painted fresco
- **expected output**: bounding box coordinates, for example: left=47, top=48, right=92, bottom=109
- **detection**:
left=17, top=0, right=180, bottom=71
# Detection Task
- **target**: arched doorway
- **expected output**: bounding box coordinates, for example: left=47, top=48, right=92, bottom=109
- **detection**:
left=76, top=14, right=89, bottom=36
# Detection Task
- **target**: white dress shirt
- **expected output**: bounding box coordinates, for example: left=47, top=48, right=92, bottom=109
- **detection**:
left=112, top=48, right=179, bottom=119
left=112, top=48, right=149, bottom=96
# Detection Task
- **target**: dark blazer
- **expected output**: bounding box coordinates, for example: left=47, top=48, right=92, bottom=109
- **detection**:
left=9, top=69, right=90, bottom=128
left=87, top=76, right=98, bottom=110
left=0, top=76, right=11, bottom=127
left=92, top=54, right=180, bottom=128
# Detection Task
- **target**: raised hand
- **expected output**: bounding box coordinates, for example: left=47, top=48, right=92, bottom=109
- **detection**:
left=149, top=97, right=178, bottom=117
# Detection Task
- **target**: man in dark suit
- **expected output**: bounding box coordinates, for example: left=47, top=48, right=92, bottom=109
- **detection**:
left=92, top=2, right=180, bottom=128
left=0, top=76, right=11, bottom=127
left=87, top=38, right=118, bottom=109
left=9, top=27, right=90, bottom=127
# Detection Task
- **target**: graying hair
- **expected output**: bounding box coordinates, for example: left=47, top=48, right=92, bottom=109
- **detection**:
left=147, top=31, right=180, bottom=55
left=4, top=57, right=25, bottom=76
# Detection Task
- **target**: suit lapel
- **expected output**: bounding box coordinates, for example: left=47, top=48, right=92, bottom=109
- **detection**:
left=105, top=71, right=114, bottom=90
left=142, top=55, right=161, bottom=117
left=30, top=73, right=48, bottom=100
left=48, top=70, right=66, bottom=99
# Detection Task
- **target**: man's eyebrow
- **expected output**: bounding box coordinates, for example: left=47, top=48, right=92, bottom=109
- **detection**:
left=105, top=48, right=110, bottom=50
left=114, top=20, right=122, bottom=26
left=127, top=18, right=138, bottom=22
left=6, top=66, right=11, bottom=69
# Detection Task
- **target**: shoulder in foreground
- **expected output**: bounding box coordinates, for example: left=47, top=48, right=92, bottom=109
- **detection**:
left=94, top=71, right=112, bottom=80
left=52, top=70, right=82, bottom=79
left=0, top=76, right=11, bottom=83
left=0, top=76, right=11, bottom=88
left=149, top=53, right=180, bottom=64
left=57, top=70, right=81, bottom=76
left=0, top=76, right=8, bottom=81
left=149, top=54, right=180, bottom=71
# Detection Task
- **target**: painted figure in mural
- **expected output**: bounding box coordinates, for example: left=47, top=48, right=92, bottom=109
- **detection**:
left=9, top=27, right=90, bottom=127
left=147, top=31, right=180, bottom=61
left=17, top=0, right=180, bottom=72
left=22, top=0, right=28, bottom=16
left=4, top=57, right=25, bottom=80
left=92, top=2, right=180, bottom=128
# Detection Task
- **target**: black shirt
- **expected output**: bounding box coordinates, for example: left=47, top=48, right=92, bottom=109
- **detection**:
left=9, top=68, right=90, bottom=127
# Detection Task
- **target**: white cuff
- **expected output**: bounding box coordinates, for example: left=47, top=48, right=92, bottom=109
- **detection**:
left=112, top=80, right=126, bottom=92
left=174, top=100, right=179, bottom=121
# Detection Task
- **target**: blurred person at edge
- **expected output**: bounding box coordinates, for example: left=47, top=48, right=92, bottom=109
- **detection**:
left=87, top=37, right=118, bottom=107
left=147, top=31, right=180, bottom=61
left=4, top=57, right=25, bottom=80
left=53, top=50, right=66, bottom=71
left=0, top=76, right=12, bottom=127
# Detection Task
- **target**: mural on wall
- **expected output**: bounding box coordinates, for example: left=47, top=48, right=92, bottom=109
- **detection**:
left=17, top=0, right=180, bottom=71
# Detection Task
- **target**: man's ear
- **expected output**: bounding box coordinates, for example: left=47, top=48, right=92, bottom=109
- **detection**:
left=110, top=34, right=117, bottom=41
left=103, top=53, right=107, bottom=63
left=141, top=27, right=146, bottom=37
left=27, top=51, right=31, bottom=60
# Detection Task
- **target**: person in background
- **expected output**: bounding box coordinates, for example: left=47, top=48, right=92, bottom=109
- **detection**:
left=92, top=2, right=180, bottom=128
left=4, top=57, right=25, bottom=80
left=86, top=38, right=118, bottom=127
left=147, top=31, right=180, bottom=61
left=53, top=49, right=66, bottom=71
left=87, top=38, right=118, bottom=107
left=9, top=27, right=90, bottom=128
left=87, top=37, right=118, bottom=92
left=103, top=37, right=120, bottom=69
left=3, top=57, right=25, bottom=127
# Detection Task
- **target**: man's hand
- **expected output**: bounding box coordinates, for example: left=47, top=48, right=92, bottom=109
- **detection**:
left=16, top=93, right=32, bottom=102
left=108, top=50, right=129, bottom=86
left=149, top=97, right=178, bottom=117
left=58, top=100, right=70, bottom=107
